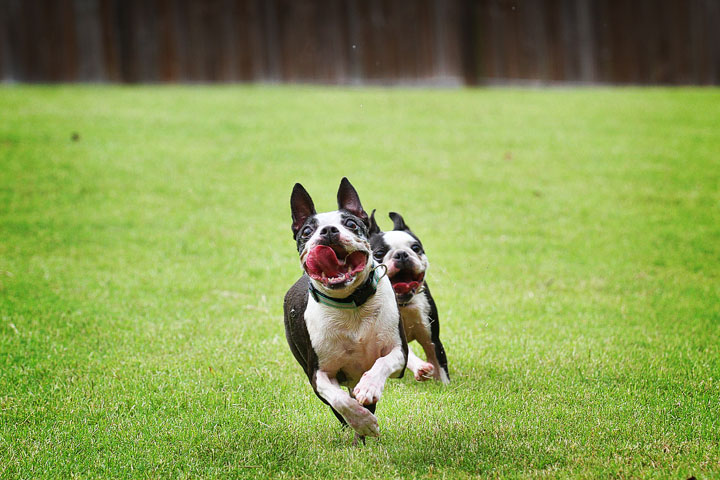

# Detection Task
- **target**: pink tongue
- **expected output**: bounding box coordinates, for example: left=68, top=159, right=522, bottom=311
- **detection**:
left=393, top=281, right=420, bottom=294
left=345, top=251, right=367, bottom=274
left=305, top=245, right=341, bottom=276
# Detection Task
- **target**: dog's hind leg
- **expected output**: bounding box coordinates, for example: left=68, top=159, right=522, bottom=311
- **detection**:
left=430, top=337, right=450, bottom=384
left=426, top=287, right=450, bottom=384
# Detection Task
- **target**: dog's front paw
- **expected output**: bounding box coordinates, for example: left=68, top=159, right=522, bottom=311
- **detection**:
left=340, top=400, right=380, bottom=437
left=353, top=372, right=384, bottom=405
left=414, top=362, right=435, bottom=381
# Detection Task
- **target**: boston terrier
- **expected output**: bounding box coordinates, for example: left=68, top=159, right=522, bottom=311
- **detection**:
left=283, top=178, right=408, bottom=442
left=368, top=211, right=450, bottom=384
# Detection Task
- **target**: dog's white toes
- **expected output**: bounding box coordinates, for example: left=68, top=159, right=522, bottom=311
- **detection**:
left=353, top=373, right=384, bottom=405
left=354, top=387, right=380, bottom=405
left=414, top=362, right=435, bottom=381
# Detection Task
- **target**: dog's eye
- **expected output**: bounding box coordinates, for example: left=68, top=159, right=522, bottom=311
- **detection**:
left=373, top=250, right=386, bottom=261
left=301, top=226, right=314, bottom=238
left=344, top=219, right=358, bottom=230
left=411, top=243, right=422, bottom=253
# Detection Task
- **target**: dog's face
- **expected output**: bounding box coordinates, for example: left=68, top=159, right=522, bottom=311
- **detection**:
left=290, top=178, right=372, bottom=296
left=369, top=212, right=428, bottom=304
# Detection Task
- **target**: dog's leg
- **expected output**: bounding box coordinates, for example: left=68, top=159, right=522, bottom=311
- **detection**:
left=353, top=346, right=406, bottom=405
left=430, top=337, right=450, bottom=384
left=314, top=370, right=379, bottom=437
left=406, top=345, right=435, bottom=381
left=347, top=391, right=376, bottom=446
left=419, top=341, right=450, bottom=385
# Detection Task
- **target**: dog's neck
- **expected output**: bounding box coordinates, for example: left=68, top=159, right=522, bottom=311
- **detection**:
left=308, top=264, right=385, bottom=309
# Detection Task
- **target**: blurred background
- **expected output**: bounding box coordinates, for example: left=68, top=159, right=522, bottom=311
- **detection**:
left=1, top=0, right=718, bottom=85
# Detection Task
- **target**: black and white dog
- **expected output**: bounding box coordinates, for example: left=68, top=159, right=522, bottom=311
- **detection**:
left=283, top=178, right=408, bottom=441
left=369, top=211, right=449, bottom=384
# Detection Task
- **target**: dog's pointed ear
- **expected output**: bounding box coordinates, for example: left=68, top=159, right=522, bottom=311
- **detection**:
left=368, top=209, right=381, bottom=236
left=389, top=212, right=409, bottom=231
left=291, top=183, right=316, bottom=236
left=337, top=177, right=368, bottom=225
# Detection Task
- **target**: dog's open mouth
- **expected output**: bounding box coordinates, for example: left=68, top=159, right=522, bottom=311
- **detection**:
left=305, top=244, right=368, bottom=287
left=389, top=269, right=425, bottom=295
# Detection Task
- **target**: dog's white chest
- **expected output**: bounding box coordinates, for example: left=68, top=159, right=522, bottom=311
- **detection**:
left=304, top=279, right=399, bottom=385
left=399, top=293, right=431, bottom=344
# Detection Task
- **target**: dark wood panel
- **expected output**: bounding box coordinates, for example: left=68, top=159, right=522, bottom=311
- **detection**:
left=0, top=0, right=717, bottom=85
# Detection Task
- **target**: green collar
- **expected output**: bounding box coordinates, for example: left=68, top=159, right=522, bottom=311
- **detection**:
left=308, top=264, right=387, bottom=309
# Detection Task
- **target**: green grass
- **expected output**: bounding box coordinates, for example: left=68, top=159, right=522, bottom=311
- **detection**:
left=1, top=85, right=719, bottom=479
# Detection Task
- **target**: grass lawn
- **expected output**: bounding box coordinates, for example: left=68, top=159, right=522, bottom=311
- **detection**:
left=1, top=85, right=719, bottom=478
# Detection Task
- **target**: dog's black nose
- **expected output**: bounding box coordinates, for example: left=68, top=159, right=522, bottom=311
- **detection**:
left=394, top=250, right=409, bottom=261
left=319, top=225, right=340, bottom=240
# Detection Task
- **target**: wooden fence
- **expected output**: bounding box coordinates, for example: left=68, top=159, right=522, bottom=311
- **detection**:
left=1, top=0, right=718, bottom=85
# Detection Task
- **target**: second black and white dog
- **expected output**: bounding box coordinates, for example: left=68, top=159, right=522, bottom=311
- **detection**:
left=369, top=211, right=450, bottom=384
left=283, top=178, right=408, bottom=441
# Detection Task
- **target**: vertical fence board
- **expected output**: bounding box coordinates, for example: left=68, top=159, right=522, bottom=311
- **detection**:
left=708, top=0, right=720, bottom=84
left=0, top=2, right=7, bottom=80
left=74, top=0, right=106, bottom=81
left=543, top=0, right=564, bottom=81
left=459, top=0, right=478, bottom=84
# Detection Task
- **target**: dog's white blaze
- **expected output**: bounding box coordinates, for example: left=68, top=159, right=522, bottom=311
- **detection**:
left=382, top=230, right=416, bottom=250
left=313, top=211, right=343, bottom=228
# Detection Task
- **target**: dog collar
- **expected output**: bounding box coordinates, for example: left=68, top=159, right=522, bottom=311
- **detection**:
left=309, top=263, right=387, bottom=309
